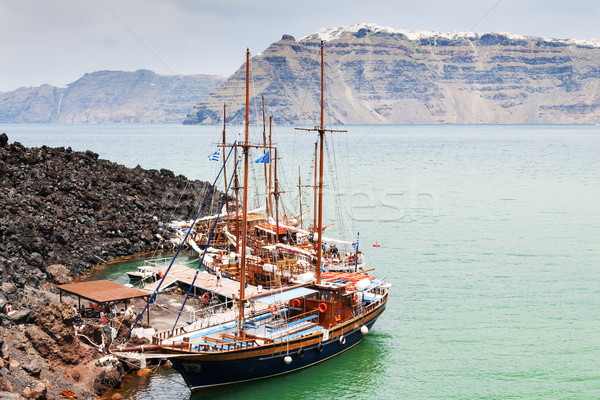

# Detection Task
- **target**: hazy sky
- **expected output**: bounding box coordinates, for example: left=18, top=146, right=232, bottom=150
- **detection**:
left=0, top=0, right=598, bottom=92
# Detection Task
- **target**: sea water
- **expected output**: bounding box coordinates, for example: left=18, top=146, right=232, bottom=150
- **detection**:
left=3, top=123, right=600, bottom=399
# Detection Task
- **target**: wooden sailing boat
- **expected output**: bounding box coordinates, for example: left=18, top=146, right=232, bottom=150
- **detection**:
left=149, top=43, right=389, bottom=391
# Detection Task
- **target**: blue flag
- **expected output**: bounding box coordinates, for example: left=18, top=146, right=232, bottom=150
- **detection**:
left=208, top=148, right=221, bottom=162
left=254, top=151, right=270, bottom=163
left=353, top=233, right=360, bottom=251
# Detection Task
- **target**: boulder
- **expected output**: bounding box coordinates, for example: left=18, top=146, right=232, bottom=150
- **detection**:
left=21, top=381, right=46, bottom=400
left=22, top=359, right=43, bottom=377
left=93, top=364, right=125, bottom=395
left=45, top=264, right=73, bottom=285
left=5, top=308, right=33, bottom=325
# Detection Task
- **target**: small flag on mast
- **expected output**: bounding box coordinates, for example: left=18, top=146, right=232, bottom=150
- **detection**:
left=208, top=148, right=221, bottom=162
left=353, top=233, right=360, bottom=251
left=254, top=151, right=270, bottom=164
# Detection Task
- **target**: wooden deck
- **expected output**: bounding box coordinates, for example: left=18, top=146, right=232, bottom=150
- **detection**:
left=141, top=264, right=261, bottom=300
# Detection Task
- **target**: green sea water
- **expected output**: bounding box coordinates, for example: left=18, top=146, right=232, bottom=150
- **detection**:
left=4, top=123, right=600, bottom=399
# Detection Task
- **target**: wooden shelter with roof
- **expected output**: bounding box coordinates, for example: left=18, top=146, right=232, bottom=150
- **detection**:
left=57, top=280, right=152, bottom=323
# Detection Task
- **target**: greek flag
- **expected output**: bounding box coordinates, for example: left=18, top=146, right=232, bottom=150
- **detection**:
left=254, top=151, right=270, bottom=164
left=208, top=148, right=221, bottom=162
left=353, top=233, right=360, bottom=251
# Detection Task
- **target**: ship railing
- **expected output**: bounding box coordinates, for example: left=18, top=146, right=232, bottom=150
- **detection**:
left=157, top=334, right=258, bottom=353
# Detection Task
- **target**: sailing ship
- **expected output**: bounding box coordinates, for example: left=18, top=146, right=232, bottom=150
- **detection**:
left=134, top=43, right=389, bottom=391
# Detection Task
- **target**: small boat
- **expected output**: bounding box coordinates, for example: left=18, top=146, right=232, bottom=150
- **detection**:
left=373, top=242, right=381, bottom=247
left=126, top=266, right=158, bottom=282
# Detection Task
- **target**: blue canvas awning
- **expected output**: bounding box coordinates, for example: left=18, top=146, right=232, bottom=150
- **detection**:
left=251, top=287, right=318, bottom=305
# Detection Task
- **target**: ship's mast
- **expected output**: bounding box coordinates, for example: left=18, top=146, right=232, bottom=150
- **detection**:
left=261, top=95, right=270, bottom=219
left=315, top=41, right=325, bottom=285
left=296, top=41, right=346, bottom=285
left=238, top=48, right=250, bottom=335
left=298, top=167, right=304, bottom=229
left=313, top=141, right=317, bottom=238
left=268, top=116, right=273, bottom=222
left=222, top=103, right=229, bottom=215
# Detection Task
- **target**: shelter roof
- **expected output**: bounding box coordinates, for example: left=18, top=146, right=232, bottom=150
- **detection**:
left=57, top=280, right=150, bottom=304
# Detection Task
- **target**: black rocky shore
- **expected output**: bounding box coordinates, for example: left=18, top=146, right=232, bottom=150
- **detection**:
left=0, top=133, right=222, bottom=399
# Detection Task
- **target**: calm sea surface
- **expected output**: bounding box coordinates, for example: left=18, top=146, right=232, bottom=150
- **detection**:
left=3, top=123, right=600, bottom=399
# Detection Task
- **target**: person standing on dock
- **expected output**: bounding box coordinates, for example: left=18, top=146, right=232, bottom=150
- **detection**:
left=216, top=266, right=222, bottom=287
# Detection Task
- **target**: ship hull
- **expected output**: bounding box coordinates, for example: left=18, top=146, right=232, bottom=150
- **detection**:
left=168, top=302, right=386, bottom=391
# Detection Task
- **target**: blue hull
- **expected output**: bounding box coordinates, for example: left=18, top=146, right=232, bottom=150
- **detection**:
left=169, top=307, right=385, bottom=390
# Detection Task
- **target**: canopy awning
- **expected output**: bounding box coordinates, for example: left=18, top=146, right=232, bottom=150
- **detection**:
left=251, top=287, right=318, bottom=305
left=57, top=280, right=150, bottom=303
left=57, top=280, right=152, bottom=322
left=262, top=243, right=314, bottom=257
left=277, top=223, right=354, bottom=247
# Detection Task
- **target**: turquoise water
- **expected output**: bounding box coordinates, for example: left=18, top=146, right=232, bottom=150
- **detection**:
left=3, top=123, right=600, bottom=399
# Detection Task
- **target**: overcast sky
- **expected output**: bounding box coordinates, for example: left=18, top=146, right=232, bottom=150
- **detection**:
left=0, top=0, right=598, bottom=92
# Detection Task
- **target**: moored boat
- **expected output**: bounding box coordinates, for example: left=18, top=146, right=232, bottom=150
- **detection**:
left=121, top=42, right=389, bottom=392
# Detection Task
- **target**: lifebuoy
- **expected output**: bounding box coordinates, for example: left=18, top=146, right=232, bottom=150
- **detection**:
left=318, top=302, right=327, bottom=313
left=270, top=304, right=279, bottom=316
left=201, top=293, right=209, bottom=304
left=353, top=293, right=359, bottom=303
left=339, top=335, right=346, bottom=345
left=291, top=298, right=301, bottom=308
left=316, top=342, right=324, bottom=352
left=325, top=259, right=331, bottom=266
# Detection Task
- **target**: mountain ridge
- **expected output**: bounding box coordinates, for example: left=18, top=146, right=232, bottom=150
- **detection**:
left=0, top=69, right=225, bottom=123
left=184, top=23, right=600, bottom=125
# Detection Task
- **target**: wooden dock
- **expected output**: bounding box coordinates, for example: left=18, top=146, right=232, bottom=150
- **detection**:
left=141, top=264, right=261, bottom=300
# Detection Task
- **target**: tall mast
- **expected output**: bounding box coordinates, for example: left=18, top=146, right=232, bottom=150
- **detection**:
left=313, top=141, right=318, bottom=237
left=268, top=116, right=273, bottom=222
left=294, top=41, right=346, bottom=285
left=298, top=166, right=304, bottom=230
left=274, top=147, right=280, bottom=244
left=315, top=41, right=325, bottom=285
left=234, top=145, right=240, bottom=253
left=238, top=48, right=250, bottom=335
left=261, top=95, right=270, bottom=219
left=222, top=103, right=229, bottom=215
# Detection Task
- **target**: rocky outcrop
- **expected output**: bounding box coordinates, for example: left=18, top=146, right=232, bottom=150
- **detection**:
left=185, top=24, right=600, bottom=125
left=0, top=70, right=225, bottom=123
left=0, top=303, right=126, bottom=399
left=0, top=134, right=222, bottom=311
left=0, top=135, right=219, bottom=397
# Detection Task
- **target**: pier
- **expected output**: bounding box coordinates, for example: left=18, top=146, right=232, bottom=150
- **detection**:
left=141, top=264, right=262, bottom=300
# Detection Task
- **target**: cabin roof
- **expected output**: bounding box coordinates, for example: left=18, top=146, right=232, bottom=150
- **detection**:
left=251, top=287, right=318, bottom=305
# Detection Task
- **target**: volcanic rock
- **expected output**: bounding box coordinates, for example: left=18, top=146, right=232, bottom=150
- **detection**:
left=45, top=264, right=73, bottom=285
left=0, top=135, right=220, bottom=302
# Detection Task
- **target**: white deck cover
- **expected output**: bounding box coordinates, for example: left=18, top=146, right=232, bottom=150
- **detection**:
left=251, top=287, right=318, bottom=305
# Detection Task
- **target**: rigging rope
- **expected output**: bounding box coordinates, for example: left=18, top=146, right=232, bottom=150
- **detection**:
left=120, top=140, right=238, bottom=344
left=170, top=158, right=239, bottom=333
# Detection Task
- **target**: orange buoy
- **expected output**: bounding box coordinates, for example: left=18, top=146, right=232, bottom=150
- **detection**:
left=291, top=298, right=302, bottom=308
left=353, top=293, right=359, bottom=303
left=318, top=302, right=327, bottom=313
left=373, top=242, right=381, bottom=247
left=201, top=293, right=209, bottom=304
left=270, top=304, right=279, bottom=316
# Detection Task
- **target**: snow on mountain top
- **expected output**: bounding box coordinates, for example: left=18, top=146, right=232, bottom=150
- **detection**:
left=301, top=23, right=600, bottom=47
left=302, top=23, right=477, bottom=42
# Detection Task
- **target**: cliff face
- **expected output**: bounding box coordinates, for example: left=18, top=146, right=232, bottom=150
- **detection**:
left=0, top=70, right=224, bottom=123
left=184, top=24, right=600, bottom=125
left=0, top=133, right=220, bottom=291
